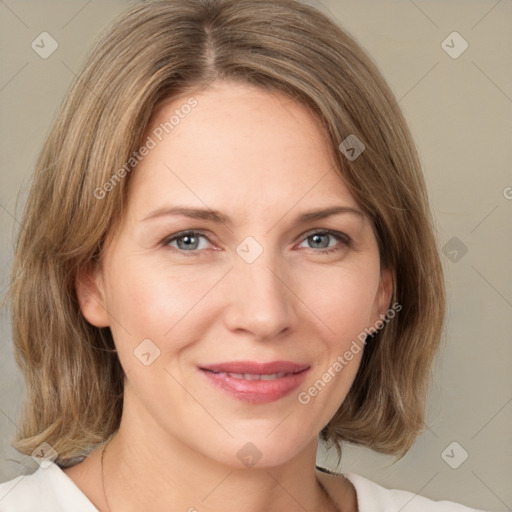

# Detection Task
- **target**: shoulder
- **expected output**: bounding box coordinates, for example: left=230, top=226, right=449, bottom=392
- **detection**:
left=316, top=466, right=490, bottom=512
left=0, top=463, right=97, bottom=512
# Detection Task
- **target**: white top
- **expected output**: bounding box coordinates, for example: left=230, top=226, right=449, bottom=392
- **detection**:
left=0, top=462, right=488, bottom=511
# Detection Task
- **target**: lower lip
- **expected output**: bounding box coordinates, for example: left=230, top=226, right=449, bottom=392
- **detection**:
left=200, top=368, right=310, bottom=404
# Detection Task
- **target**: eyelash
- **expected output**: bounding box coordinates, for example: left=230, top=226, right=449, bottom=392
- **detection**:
left=161, top=229, right=351, bottom=257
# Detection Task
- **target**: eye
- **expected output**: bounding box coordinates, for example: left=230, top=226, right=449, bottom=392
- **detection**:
left=163, top=231, right=212, bottom=254
left=161, top=229, right=350, bottom=257
left=297, top=230, right=350, bottom=255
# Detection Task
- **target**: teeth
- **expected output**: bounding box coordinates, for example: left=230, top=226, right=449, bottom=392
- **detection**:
left=227, top=372, right=245, bottom=379
left=215, top=371, right=288, bottom=380
left=259, top=372, right=286, bottom=380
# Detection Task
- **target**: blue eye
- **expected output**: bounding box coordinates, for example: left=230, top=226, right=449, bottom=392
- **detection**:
left=162, top=229, right=350, bottom=256
left=164, top=231, right=211, bottom=253
left=299, top=230, right=350, bottom=255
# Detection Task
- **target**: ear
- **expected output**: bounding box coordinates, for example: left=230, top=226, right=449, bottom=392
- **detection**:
left=75, top=262, right=110, bottom=328
left=369, top=266, right=394, bottom=325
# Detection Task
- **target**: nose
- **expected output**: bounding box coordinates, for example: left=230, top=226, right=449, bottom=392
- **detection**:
left=222, top=249, right=297, bottom=341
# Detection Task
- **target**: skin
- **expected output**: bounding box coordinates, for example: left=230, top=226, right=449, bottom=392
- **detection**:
left=67, top=79, right=392, bottom=512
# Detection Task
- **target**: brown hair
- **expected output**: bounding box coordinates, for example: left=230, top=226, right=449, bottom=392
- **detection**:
left=8, top=0, right=445, bottom=464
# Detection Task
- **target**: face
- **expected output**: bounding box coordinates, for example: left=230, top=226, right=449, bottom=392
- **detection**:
left=78, top=80, right=392, bottom=468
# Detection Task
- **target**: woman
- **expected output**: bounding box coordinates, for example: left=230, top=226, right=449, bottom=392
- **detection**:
left=0, top=0, right=490, bottom=510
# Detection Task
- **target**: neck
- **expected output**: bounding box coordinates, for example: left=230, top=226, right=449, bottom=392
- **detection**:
left=100, top=393, right=341, bottom=511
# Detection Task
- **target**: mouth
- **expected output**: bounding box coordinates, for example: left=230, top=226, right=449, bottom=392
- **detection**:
left=199, top=361, right=310, bottom=404
left=205, top=371, right=295, bottom=380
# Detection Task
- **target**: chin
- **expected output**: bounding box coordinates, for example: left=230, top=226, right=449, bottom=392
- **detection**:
left=193, top=427, right=315, bottom=470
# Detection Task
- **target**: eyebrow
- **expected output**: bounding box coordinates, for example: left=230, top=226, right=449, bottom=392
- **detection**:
left=140, top=205, right=364, bottom=225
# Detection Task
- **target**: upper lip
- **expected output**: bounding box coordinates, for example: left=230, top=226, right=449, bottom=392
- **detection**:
left=200, top=360, right=310, bottom=375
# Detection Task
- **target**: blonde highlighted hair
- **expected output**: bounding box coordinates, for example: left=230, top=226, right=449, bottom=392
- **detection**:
left=8, top=0, right=445, bottom=463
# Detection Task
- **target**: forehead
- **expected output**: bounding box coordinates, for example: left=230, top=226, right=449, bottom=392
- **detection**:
left=128, top=81, right=358, bottom=217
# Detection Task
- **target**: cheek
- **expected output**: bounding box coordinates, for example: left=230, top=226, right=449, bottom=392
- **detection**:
left=300, top=259, right=381, bottom=344
left=296, top=267, right=379, bottom=417
left=105, top=258, right=210, bottom=329
left=103, top=257, right=226, bottom=369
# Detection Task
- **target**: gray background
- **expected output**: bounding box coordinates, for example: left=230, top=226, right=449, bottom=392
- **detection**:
left=0, top=1, right=511, bottom=510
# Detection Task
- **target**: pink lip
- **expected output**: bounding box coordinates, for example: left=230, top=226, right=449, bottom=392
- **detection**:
left=199, top=360, right=310, bottom=404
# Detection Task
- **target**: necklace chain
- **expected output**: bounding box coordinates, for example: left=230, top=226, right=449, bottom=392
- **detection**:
left=100, top=441, right=112, bottom=512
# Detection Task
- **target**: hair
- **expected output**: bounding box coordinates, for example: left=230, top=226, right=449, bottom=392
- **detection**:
left=7, top=0, right=445, bottom=465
